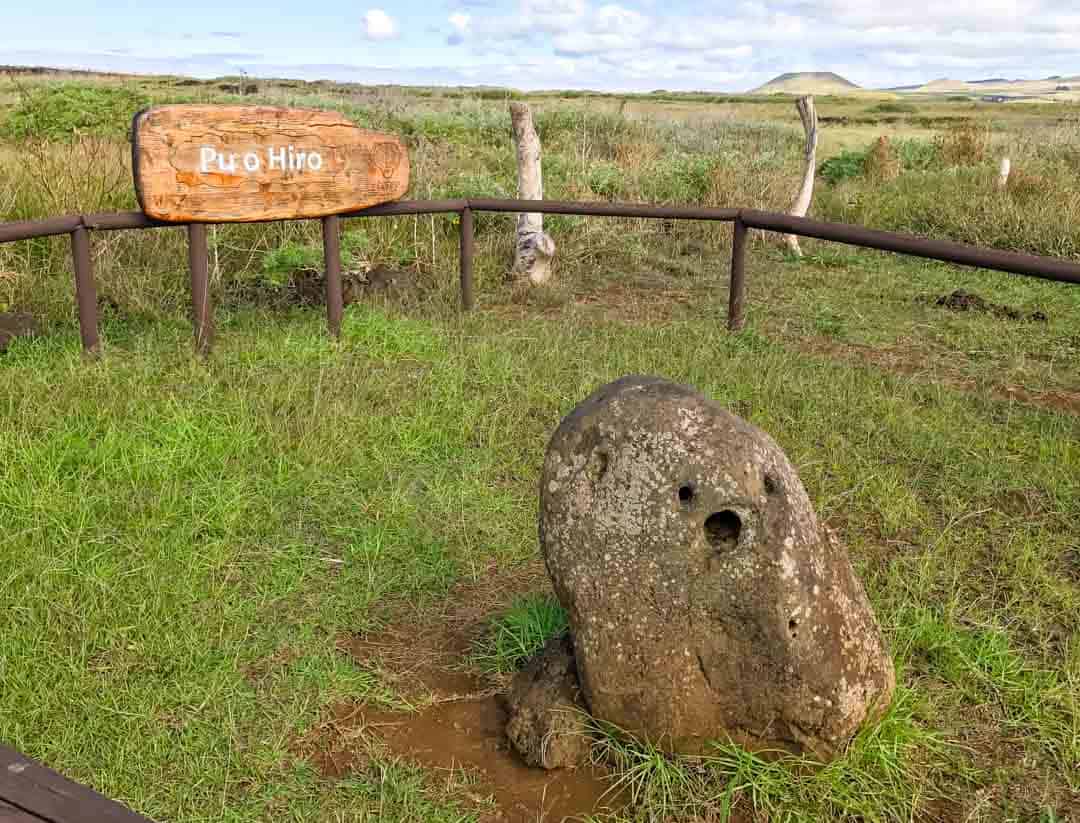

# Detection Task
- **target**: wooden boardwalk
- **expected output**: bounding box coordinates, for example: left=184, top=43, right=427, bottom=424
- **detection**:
left=1, top=747, right=153, bottom=823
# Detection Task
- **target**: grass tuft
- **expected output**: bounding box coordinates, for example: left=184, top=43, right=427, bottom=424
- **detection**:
left=471, top=593, right=569, bottom=674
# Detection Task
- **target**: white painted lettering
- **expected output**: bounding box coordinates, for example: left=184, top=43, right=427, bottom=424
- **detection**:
left=268, top=146, right=286, bottom=170
left=295, top=151, right=306, bottom=171
left=287, top=145, right=296, bottom=171
left=200, top=146, right=216, bottom=173
left=307, top=151, right=323, bottom=171
left=216, top=153, right=237, bottom=173
left=243, top=152, right=260, bottom=172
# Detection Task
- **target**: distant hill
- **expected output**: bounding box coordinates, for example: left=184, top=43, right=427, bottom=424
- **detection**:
left=897, top=75, right=1080, bottom=102
left=749, top=72, right=861, bottom=95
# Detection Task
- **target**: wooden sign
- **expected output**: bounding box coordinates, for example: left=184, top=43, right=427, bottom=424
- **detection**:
left=132, top=105, right=409, bottom=222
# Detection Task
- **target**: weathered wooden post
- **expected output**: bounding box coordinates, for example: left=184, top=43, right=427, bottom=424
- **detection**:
left=509, top=102, right=555, bottom=285
left=459, top=206, right=475, bottom=310
left=70, top=226, right=100, bottom=354
left=728, top=215, right=747, bottom=331
left=997, top=157, right=1011, bottom=191
left=323, top=215, right=343, bottom=337
left=785, top=96, right=818, bottom=257
left=187, top=223, right=213, bottom=355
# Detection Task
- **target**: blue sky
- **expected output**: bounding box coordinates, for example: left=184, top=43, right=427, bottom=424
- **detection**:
left=3, top=0, right=1078, bottom=92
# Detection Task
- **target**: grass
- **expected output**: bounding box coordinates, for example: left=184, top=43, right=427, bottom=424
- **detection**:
left=471, top=593, right=569, bottom=674
left=1, top=71, right=1079, bottom=822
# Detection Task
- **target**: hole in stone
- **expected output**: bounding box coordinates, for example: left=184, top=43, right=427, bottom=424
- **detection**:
left=678, top=484, right=694, bottom=505
left=788, top=618, right=798, bottom=638
left=589, top=450, right=608, bottom=483
left=764, top=474, right=779, bottom=495
left=704, top=510, right=741, bottom=552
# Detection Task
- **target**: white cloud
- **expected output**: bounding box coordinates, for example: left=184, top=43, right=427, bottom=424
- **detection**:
left=8, top=0, right=1078, bottom=93
left=362, top=9, right=399, bottom=41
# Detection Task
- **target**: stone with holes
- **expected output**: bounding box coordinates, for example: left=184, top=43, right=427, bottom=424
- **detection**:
left=538, top=375, right=895, bottom=761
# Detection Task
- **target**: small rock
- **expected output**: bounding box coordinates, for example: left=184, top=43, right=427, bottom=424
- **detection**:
left=504, top=633, right=591, bottom=770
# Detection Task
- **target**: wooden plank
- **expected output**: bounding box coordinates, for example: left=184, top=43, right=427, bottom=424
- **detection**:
left=132, top=105, right=410, bottom=223
left=0, top=799, right=43, bottom=823
left=0, top=747, right=154, bottom=823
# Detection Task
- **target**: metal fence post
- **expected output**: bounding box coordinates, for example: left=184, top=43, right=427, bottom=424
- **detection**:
left=70, top=226, right=100, bottom=354
left=728, top=215, right=748, bottom=332
left=187, top=224, right=213, bottom=355
left=323, top=215, right=343, bottom=337
left=459, top=206, right=475, bottom=310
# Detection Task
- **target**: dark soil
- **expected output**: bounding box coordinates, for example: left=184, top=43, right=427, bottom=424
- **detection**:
left=227, top=266, right=420, bottom=310
left=0, top=312, right=39, bottom=353
left=301, top=698, right=619, bottom=823
left=798, top=335, right=1080, bottom=415
left=928, top=289, right=1049, bottom=322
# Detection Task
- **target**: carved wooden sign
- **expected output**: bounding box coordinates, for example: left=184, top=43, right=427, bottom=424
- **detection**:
left=132, top=105, right=409, bottom=222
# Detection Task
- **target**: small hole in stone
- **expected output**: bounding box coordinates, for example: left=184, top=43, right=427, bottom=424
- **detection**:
left=590, top=450, right=609, bottom=483
left=788, top=618, right=799, bottom=638
left=704, top=510, right=741, bottom=552
left=678, top=484, right=694, bottom=505
left=764, top=474, right=778, bottom=495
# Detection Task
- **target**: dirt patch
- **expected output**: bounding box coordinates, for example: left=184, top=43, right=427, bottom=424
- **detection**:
left=227, top=266, right=420, bottom=310
left=298, top=698, right=620, bottom=823
left=338, top=559, right=551, bottom=700
left=927, top=289, right=1049, bottom=322
left=0, top=312, right=39, bottom=353
left=293, top=561, right=622, bottom=821
left=797, top=335, right=1080, bottom=416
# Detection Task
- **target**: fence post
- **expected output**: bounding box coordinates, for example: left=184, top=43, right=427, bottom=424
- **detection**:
left=459, top=206, right=474, bottom=310
left=70, top=226, right=100, bottom=354
left=728, top=215, right=747, bottom=332
left=323, top=215, right=343, bottom=337
left=187, top=223, right=213, bottom=355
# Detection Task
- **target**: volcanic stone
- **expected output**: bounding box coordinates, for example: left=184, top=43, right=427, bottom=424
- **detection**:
left=504, top=633, right=591, bottom=770
left=538, top=375, right=895, bottom=760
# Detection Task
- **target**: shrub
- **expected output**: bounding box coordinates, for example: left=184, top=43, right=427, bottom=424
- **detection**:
left=864, top=136, right=900, bottom=182
left=819, top=150, right=866, bottom=184
left=894, top=138, right=943, bottom=172
left=867, top=102, right=918, bottom=115
left=0, top=83, right=150, bottom=140
left=936, top=122, right=990, bottom=166
left=587, top=162, right=624, bottom=199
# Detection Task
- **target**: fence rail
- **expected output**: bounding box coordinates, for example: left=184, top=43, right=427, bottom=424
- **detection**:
left=3, top=198, right=1079, bottom=355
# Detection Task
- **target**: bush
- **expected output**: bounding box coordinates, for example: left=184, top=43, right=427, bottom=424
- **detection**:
left=867, top=102, right=918, bottom=115
left=864, top=137, right=900, bottom=182
left=0, top=83, right=150, bottom=140
left=894, top=138, right=942, bottom=172
left=819, top=150, right=866, bottom=184
left=587, top=161, right=624, bottom=199
left=936, top=122, right=990, bottom=166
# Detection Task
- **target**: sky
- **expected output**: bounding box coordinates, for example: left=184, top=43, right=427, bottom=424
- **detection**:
left=2, top=0, right=1078, bottom=93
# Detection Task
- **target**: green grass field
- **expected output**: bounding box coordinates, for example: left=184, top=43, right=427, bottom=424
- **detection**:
left=1, top=71, right=1078, bottom=822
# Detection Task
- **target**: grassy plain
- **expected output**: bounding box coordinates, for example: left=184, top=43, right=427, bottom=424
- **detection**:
left=1, top=71, right=1078, bottom=822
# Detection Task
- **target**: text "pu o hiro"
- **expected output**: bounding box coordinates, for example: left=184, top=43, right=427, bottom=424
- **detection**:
left=199, top=145, right=325, bottom=174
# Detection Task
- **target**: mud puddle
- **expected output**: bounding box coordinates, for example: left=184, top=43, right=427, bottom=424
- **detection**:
left=295, top=562, right=622, bottom=821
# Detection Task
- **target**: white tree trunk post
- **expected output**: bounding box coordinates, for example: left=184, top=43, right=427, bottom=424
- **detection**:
left=509, top=102, right=555, bottom=285
left=997, top=157, right=1011, bottom=190
left=785, top=96, right=818, bottom=257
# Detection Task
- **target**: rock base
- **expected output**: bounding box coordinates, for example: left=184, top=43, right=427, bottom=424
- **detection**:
left=504, top=633, right=591, bottom=770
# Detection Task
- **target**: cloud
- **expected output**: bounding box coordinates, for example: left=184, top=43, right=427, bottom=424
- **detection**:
left=362, top=9, right=399, bottom=41
left=5, top=0, right=1078, bottom=94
